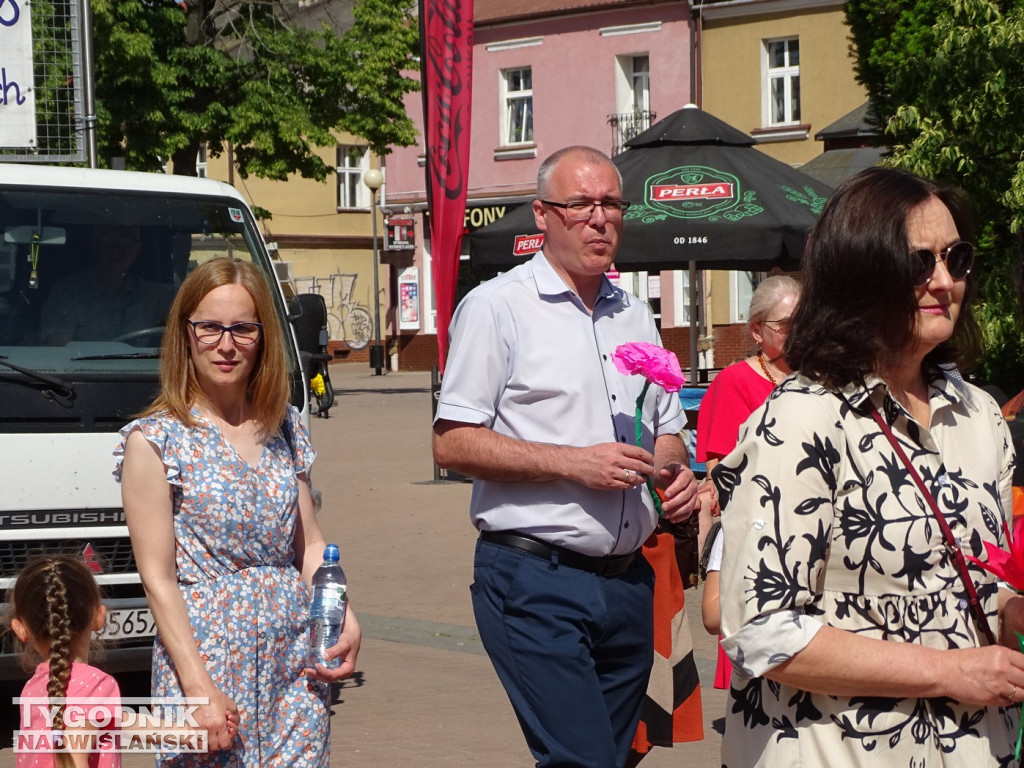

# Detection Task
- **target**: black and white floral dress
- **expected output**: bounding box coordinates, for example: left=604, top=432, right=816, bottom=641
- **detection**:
left=717, top=370, right=1018, bottom=767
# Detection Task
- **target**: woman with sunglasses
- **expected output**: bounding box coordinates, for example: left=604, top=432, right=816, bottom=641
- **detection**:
left=114, top=258, right=360, bottom=767
left=714, top=167, right=1024, bottom=767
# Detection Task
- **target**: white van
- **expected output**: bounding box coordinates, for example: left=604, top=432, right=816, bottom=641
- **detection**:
left=0, top=164, right=316, bottom=678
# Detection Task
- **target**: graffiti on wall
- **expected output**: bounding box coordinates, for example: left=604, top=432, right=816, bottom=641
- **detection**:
left=294, top=273, right=373, bottom=350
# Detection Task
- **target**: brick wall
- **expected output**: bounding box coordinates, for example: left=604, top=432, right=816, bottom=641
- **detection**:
left=660, top=327, right=694, bottom=371
left=391, top=333, right=441, bottom=372
left=712, top=323, right=756, bottom=367
left=327, top=341, right=370, bottom=365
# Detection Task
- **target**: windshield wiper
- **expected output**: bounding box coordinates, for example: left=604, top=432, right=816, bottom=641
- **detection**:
left=0, top=356, right=76, bottom=407
left=72, top=351, right=161, bottom=360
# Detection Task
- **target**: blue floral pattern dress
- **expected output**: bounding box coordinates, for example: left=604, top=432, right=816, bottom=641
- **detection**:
left=114, top=405, right=328, bottom=767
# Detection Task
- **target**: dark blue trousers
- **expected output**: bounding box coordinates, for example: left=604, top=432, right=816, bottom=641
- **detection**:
left=471, top=538, right=655, bottom=768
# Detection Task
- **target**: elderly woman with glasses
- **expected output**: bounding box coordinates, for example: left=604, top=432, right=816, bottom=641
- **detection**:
left=114, top=258, right=361, bottom=767
left=714, top=167, right=1024, bottom=767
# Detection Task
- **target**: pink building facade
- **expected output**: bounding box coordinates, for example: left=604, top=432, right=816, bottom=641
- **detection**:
left=382, top=0, right=695, bottom=371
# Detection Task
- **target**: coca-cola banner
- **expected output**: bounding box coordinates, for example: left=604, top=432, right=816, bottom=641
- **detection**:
left=419, top=0, right=473, bottom=372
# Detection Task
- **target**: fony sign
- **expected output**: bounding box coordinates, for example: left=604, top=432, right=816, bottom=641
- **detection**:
left=427, top=202, right=516, bottom=235
left=0, top=0, right=37, bottom=147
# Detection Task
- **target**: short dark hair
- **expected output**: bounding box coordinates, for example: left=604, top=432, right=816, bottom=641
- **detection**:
left=785, top=166, right=979, bottom=388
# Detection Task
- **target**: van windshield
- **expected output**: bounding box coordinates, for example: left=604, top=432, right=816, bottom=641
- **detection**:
left=0, top=186, right=299, bottom=428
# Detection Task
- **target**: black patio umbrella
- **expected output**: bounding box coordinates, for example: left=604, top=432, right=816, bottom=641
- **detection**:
left=468, top=104, right=833, bottom=379
left=469, top=104, right=833, bottom=272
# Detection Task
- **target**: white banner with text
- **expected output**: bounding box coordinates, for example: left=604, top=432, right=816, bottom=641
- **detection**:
left=0, top=0, right=37, bottom=147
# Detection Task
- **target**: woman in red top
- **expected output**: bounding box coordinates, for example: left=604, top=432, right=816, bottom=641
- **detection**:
left=695, top=274, right=801, bottom=689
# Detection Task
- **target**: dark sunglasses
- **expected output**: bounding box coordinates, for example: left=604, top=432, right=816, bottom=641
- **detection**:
left=910, top=241, right=975, bottom=285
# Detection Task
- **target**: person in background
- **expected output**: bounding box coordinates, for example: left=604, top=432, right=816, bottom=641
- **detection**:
left=8, top=554, right=123, bottom=768
left=433, top=146, right=699, bottom=768
left=695, top=274, right=801, bottom=689
left=116, top=258, right=360, bottom=767
left=716, top=166, right=1024, bottom=767
left=43, top=225, right=176, bottom=345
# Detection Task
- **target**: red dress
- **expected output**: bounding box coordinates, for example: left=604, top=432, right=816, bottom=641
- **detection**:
left=696, top=359, right=775, bottom=689
left=696, top=360, right=775, bottom=464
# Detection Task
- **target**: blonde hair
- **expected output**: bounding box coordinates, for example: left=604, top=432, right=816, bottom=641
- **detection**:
left=144, top=258, right=290, bottom=437
left=7, top=555, right=104, bottom=768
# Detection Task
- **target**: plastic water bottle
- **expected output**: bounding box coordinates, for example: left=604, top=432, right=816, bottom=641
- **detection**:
left=308, top=544, right=347, bottom=669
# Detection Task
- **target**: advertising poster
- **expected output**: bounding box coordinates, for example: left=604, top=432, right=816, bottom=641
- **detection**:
left=0, top=0, right=37, bottom=147
left=399, top=267, right=420, bottom=330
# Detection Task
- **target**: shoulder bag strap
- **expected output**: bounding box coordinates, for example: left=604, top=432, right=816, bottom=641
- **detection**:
left=868, top=402, right=998, bottom=646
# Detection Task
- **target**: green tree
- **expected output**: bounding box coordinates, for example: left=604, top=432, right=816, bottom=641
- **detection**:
left=91, top=0, right=419, bottom=180
left=845, top=0, right=1024, bottom=392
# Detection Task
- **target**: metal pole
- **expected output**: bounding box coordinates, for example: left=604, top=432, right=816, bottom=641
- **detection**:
left=80, top=0, right=98, bottom=168
left=689, top=260, right=698, bottom=385
left=372, top=190, right=383, bottom=375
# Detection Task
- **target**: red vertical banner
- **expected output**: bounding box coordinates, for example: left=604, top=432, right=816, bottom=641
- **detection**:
left=420, top=0, right=473, bottom=372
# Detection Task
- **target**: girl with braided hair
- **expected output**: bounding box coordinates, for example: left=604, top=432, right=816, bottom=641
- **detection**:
left=8, top=554, right=119, bottom=768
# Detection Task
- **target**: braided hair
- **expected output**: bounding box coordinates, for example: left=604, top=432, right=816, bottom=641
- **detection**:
left=6, top=555, right=103, bottom=767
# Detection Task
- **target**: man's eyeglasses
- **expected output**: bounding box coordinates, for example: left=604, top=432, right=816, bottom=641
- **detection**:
left=188, top=321, right=263, bottom=346
left=540, top=199, right=632, bottom=221
left=910, top=241, right=975, bottom=285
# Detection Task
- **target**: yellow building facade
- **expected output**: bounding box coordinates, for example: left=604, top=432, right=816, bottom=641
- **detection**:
left=203, top=141, right=386, bottom=363
left=694, top=0, right=868, bottom=356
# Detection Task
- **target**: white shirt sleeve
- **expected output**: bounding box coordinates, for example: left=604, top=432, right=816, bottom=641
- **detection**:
left=707, top=526, right=724, bottom=572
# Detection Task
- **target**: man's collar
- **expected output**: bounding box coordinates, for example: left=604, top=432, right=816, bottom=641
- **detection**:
left=531, top=251, right=620, bottom=304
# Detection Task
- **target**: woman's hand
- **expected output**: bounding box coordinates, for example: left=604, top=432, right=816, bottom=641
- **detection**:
left=306, top=608, right=362, bottom=683
left=938, top=644, right=1024, bottom=707
left=191, top=685, right=240, bottom=752
left=999, top=592, right=1024, bottom=649
left=696, top=478, right=719, bottom=516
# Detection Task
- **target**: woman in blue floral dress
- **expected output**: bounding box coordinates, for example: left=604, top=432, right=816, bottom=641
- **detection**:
left=115, top=258, right=360, bottom=766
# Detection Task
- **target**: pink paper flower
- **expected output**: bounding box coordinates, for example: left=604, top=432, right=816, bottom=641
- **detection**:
left=611, top=342, right=686, bottom=393
left=967, top=515, right=1024, bottom=592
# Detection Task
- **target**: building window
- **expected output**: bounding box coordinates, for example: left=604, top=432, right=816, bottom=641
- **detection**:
left=610, top=54, right=654, bottom=155
left=629, top=55, right=650, bottom=114
left=763, top=38, right=800, bottom=126
left=501, top=67, right=533, bottom=145
left=196, top=144, right=208, bottom=178
left=337, top=145, right=370, bottom=210
left=731, top=271, right=757, bottom=323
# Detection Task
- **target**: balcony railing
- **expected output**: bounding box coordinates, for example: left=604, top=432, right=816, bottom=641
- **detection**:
left=608, top=110, right=656, bottom=156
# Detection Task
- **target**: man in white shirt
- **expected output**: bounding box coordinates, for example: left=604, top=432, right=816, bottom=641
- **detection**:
left=433, top=146, right=698, bottom=768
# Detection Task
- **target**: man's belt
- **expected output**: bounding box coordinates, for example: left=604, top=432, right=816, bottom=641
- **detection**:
left=479, top=530, right=639, bottom=577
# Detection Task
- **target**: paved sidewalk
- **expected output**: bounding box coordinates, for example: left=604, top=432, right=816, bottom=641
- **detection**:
left=312, top=363, right=726, bottom=767
left=0, top=362, right=725, bottom=768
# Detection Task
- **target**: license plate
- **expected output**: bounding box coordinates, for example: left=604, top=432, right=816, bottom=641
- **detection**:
left=96, top=608, right=156, bottom=641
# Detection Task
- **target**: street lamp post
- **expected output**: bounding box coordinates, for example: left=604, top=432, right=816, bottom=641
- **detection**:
left=363, top=168, right=384, bottom=375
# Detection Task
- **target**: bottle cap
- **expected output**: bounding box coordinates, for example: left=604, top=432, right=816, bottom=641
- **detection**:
left=323, top=544, right=340, bottom=562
